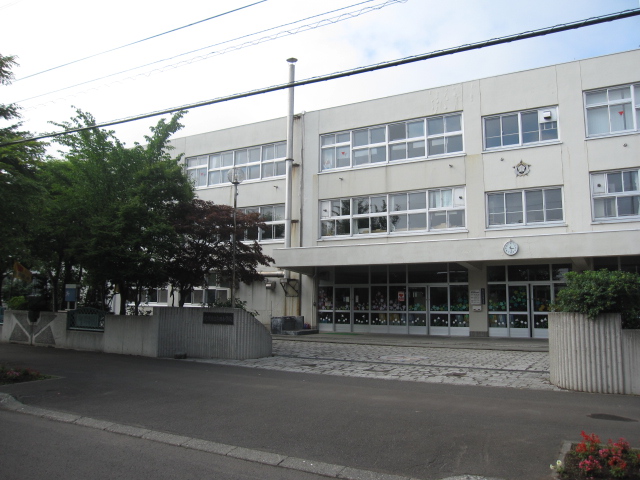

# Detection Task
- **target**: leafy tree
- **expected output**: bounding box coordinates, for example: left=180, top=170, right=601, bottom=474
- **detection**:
left=0, top=54, right=45, bottom=305
left=27, top=159, right=83, bottom=311
left=166, top=199, right=274, bottom=307
left=553, top=270, right=640, bottom=328
left=50, top=110, right=193, bottom=313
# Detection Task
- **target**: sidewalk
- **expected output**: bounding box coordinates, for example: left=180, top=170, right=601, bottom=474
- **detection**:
left=273, top=332, right=549, bottom=351
left=188, top=333, right=557, bottom=391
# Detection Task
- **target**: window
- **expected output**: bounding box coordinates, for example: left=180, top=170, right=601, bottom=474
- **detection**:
left=320, top=199, right=351, bottom=236
left=585, top=83, right=640, bottom=137
left=146, top=288, right=168, bottom=304
left=242, top=204, right=286, bottom=241
left=184, top=273, right=229, bottom=305
left=320, top=113, right=463, bottom=171
left=483, top=107, right=558, bottom=149
left=185, top=142, right=286, bottom=188
left=591, top=169, right=640, bottom=220
left=320, top=188, right=465, bottom=237
left=487, top=188, right=563, bottom=227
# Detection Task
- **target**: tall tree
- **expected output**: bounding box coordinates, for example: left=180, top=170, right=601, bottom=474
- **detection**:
left=166, top=199, right=274, bottom=307
left=0, top=54, right=45, bottom=304
left=51, top=110, right=193, bottom=313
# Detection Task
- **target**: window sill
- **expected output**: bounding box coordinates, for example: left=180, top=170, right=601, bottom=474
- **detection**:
left=319, top=153, right=467, bottom=173
left=591, top=216, right=640, bottom=225
left=319, top=228, right=469, bottom=241
left=483, top=140, right=561, bottom=153
left=485, top=222, right=566, bottom=231
left=586, top=130, right=639, bottom=140
left=194, top=176, right=286, bottom=189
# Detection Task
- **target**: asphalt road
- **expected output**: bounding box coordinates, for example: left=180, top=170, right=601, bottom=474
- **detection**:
left=0, top=409, right=332, bottom=480
left=1, top=343, right=639, bottom=480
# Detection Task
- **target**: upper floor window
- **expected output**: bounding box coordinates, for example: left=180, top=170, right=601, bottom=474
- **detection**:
left=320, top=113, right=463, bottom=171
left=242, top=204, right=285, bottom=242
left=487, top=187, right=563, bottom=227
left=591, top=169, right=640, bottom=220
left=186, top=142, right=286, bottom=188
left=483, top=107, right=558, bottom=150
left=320, top=187, right=465, bottom=237
left=585, top=83, right=640, bottom=137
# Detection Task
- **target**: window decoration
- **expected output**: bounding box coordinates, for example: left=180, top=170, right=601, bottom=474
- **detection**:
left=585, top=83, right=640, bottom=137
left=483, top=107, right=558, bottom=150
left=320, top=113, right=463, bottom=171
left=320, top=188, right=465, bottom=238
left=487, top=187, right=563, bottom=227
left=186, top=142, right=286, bottom=188
left=591, top=169, right=640, bottom=220
left=316, top=264, right=469, bottom=331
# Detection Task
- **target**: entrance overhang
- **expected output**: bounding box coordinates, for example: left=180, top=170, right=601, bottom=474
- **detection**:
left=272, top=229, right=639, bottom=273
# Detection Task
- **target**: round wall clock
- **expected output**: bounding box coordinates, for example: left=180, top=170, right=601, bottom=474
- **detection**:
left=503, top=240, right=519, bottom=256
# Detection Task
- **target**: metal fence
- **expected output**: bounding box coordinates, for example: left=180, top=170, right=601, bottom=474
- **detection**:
left=67, top=307, right=106, bottom=331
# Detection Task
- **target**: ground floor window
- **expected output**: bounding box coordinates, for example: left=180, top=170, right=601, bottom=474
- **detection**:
left=593, top=255, right=640, bottom=273
left=317, top=263, right=469, bottom=336
left=487, top=264, right=570, bottom=338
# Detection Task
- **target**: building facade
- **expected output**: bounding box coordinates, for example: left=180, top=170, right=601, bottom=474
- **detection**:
left=167, top=49, right=640, bottom=338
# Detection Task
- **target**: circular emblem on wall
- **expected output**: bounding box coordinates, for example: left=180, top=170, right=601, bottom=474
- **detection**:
left=513, top=160, right=531, bottom=176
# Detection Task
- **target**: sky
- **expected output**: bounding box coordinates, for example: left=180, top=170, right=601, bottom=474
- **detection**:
left=2, top=0, right=639, bottom=151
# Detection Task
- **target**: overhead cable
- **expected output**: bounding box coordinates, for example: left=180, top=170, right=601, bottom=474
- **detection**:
left=15, top=0, right=268, bottom=81
left=16, top=0, right=399, bottom=105
left=3, top=7, right=639, bottom=147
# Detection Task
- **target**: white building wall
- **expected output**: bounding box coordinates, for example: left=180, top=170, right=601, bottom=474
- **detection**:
left=169, top=49, right=640, bottom=334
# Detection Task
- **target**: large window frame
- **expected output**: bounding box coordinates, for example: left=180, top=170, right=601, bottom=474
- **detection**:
left=320, top=113, right=463, bottom=171
left=186, top=142, right=287, bottom=188
left=486, top=187, right=564, bottom=228
left=591, top=169, right=640, bottom=221
left=584, top=83, right=640, bottom=138
left=483, top=107, right=559, bottom=150
left=242, top=204, right=286, bottom=242
left=320, top=187, right=466, bottom=238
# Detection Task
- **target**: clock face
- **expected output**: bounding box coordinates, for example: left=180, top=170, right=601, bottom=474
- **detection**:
left=503, top=240, right=518, bottom=256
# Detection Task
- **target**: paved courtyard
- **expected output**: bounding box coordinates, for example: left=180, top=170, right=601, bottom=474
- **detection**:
left=190, top=338, right=560, bottom=391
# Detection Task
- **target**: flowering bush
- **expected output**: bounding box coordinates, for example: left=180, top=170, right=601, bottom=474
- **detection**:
left=553, top=431, right=640, bottom=479
left=0, top=365, right=48, bottom=384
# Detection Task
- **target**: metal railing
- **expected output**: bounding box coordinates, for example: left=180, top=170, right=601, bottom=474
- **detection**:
left=67, top=307, right=106, bottom=331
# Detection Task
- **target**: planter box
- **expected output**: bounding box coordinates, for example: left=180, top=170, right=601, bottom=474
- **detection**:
left=549, top=312, right=639, bottom=395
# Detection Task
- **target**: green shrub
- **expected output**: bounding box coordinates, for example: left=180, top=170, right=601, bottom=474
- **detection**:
left=553, top=270, right=640, bottom=328
left=7, top=296, right=28, bottom=310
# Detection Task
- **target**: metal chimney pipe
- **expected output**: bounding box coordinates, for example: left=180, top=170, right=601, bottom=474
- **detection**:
left=284, top=58, right=297, bottom=250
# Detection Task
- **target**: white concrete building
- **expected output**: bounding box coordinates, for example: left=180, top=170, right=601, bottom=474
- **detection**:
left=168, top=49, right=640, bottom=338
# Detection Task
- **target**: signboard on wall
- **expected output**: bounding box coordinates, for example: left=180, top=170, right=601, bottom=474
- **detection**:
left=203, top=312, right=234, bottom=325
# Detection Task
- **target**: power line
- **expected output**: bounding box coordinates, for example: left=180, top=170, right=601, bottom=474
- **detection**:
left=15, top=0, right=397, bottom=105
left=15, top=0, right=268, bottom=82
left=2, top=7, right=639, bottom=147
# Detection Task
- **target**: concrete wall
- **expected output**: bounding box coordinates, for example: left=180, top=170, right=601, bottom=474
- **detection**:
left=1, top=308, right=272, bottom=360
left=156, top=307, right=272, bottom=360
left=549, top=312, right=639, bottom=395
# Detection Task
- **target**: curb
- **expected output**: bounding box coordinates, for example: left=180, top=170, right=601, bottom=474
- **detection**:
left=0, top=392, right=504, bottom=480
left=0, top=392, right=424, bottom=480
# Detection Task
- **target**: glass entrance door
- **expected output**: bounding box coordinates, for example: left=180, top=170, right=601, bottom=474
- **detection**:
left=507, top=285, right=530, bottom=337
left=334, top=287, right=352, bottom=332
left=531, top=285, right=551, bottom=338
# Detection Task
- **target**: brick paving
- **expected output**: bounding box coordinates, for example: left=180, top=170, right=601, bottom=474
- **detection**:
left=190, top=338, right=560, bottom=391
